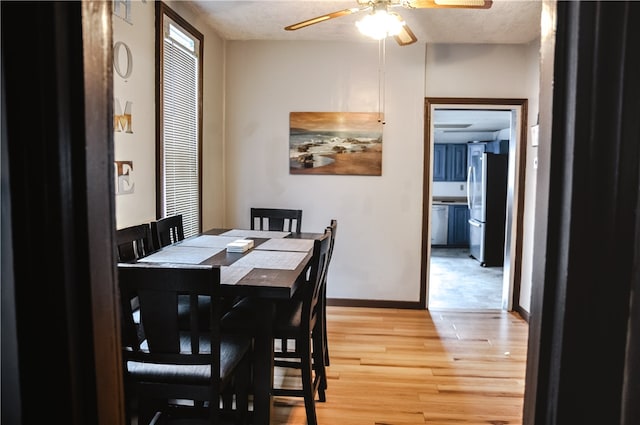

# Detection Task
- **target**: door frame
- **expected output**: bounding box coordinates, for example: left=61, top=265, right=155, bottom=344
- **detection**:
left=421, top=97, right=528, bottom=313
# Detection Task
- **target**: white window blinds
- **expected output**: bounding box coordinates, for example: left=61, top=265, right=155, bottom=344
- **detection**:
left=161, top=17, right=201, bottom=238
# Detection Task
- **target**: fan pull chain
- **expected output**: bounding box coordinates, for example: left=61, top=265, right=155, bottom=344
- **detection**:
left=378, top=38, right=386, bottom=125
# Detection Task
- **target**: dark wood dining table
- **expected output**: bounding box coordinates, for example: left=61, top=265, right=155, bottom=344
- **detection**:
left=131, top=227, right=322, bottom=424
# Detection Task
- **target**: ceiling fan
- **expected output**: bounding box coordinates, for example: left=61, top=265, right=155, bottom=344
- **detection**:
left=284, top=0, right=493, bottom=46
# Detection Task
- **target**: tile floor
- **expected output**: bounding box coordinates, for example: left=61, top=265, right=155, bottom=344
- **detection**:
left=428, top=247, right=504, bottom=310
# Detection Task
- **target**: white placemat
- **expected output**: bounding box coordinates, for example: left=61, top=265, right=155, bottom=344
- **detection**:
left=138, top=245, right=224, bottom=264
left=229, top=250, right=307, bottom=270
left=178, top=235, right=240, bottom=248
left=220, top=266, right=253, bottom=285
left=255, top=238, right=314, bottom=252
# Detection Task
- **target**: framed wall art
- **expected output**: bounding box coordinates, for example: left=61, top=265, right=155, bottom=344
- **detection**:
left=289, top=112, right=383, bottom=176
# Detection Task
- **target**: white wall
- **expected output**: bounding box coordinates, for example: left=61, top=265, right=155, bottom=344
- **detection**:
left=225, top=40, right=427, bottom=302
left=225, top=40, right=539, bottom=303
left=425, top=43, right=535, bottom=98
left=518, top=39, right=542, bottom=313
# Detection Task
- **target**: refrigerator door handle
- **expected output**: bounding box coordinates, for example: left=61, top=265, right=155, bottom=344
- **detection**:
left=466, top=166, right=473, bottom=210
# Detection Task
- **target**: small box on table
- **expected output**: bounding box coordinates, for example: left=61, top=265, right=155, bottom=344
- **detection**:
left=226, top=239, right=254, bottom=253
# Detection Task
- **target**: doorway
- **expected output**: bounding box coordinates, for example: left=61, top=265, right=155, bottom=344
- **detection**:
left=421, top=98, right=528, bottom=311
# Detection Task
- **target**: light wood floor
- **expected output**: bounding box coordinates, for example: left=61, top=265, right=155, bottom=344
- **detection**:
left=273, top=306, right=529, bottom=425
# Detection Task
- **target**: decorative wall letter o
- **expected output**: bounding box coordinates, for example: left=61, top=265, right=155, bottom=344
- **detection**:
left=113, top=41, right=133, bottom=79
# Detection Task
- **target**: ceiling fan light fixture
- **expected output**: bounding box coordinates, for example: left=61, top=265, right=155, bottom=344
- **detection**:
left=356, top=10, right=405, bottom=40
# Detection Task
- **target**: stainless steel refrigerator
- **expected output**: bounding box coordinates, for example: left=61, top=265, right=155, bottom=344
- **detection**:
left=467, top=152, right=508, bottom=266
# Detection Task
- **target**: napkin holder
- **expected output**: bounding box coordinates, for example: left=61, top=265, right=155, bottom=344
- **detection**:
left=226, top=239, right=254, bottom=253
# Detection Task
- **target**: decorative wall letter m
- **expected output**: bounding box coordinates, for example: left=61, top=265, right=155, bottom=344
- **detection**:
left=114, top=98, right=133, bottom=133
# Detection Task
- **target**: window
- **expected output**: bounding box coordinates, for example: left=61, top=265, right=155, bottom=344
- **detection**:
left=156, top=3, right=203, bottom=238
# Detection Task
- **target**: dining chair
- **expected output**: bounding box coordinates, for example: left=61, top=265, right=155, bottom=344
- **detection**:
left=118, top=263, right=252, bottom=425
left=272, top=230, right=331, bottom=425
left=250, top=207, right=303, bottom=233
left=275, top=220, right=337, bottom=364
left=151, top=214, right=185, bottom=248
left=222, top=230, right=331, bottom=425
left=150, top=214, right=214, bottom=329
left=116, top=223, right=156, bottom=349
left=116, top=223, right=155, bottom=262
left=147, top=410, right=217, bottom=425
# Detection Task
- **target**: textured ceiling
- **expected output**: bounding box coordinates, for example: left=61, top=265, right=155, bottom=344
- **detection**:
left=188, top=0, right=542, bottom=45
left=433, top=109, right=512, bottom=142
left=186, top=1, right=540, bottom=135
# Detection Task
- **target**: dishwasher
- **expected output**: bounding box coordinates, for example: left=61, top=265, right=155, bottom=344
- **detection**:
left=431, top=204, right=449, bottom=245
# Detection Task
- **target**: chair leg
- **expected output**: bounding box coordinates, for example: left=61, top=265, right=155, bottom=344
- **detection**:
left=300, top=337, right=318, bottom=425
left=321, top=292, right=330, bottom=366
left=221, top=386, right=234, bottom=413
left=137, top=396, right=165, bottom=425
left=312, top=327, right=327, bottom=402
left=323, top=329, right=329, bottom=366
left=235, top=351, right=251, bottom=425
left=123, top=382, right=136, bottom=425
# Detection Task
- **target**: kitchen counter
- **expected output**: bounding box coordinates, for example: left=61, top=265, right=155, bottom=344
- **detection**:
left=433, top=197, right=468, bottom=205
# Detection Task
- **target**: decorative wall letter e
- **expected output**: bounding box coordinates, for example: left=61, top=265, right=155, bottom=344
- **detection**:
left=115, top=160, right=135, bottom=195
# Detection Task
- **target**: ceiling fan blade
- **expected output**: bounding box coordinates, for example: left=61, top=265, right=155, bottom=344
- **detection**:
left=407, top=0, right=492, bottom=9
left=285, top=8, right=361, bottom=31
left=394, top=23, right=418, bottom=46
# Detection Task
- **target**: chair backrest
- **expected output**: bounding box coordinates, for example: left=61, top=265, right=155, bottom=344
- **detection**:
left=327, top=219, right=337, bottom=266
left=321, top=219, right=338, bottom=296
left=151, top=214, right=184, bottom=248
left=301, top=230, right=331, bottom=331
left=117, top=263, right=222, bottom=399
left=116, top=223, right=155, bottom=262
left=250, top=208, right=302, bottom=233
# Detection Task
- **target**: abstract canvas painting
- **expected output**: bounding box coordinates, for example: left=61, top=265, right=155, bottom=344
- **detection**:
left=289, top=112, right=383, bottom=176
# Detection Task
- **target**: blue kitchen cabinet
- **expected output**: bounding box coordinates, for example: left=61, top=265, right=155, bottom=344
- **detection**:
left=433, top=144, right=447, bottom=181
left=434, top=143, right=467, bottom=182
left=447, top=204, right=470, bottom=246
left=447, top=144, right=468, bottom=181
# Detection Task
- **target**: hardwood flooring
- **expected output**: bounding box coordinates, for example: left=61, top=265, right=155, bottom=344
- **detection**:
left=273, top=306, right=528, bottom=424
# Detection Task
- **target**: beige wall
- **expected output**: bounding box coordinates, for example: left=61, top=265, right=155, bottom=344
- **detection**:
left=519, top=39, right=541, bottom=312
left=113, top=1, right=156, bottom=228
left=424, top=42, right=539, bottom=312
left=166, top=1, right=227, bottom=231
left=113, top=1, right=227, bottom=230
